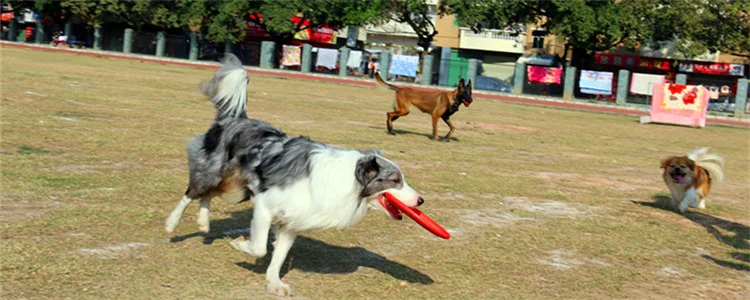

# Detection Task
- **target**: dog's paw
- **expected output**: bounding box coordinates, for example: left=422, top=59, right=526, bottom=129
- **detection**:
left=230, top=237, right=267, bottom=258
left=266, top=279, right=293, bottom=297
left=165, top=219, right=178, bottom=233
left=387, top=131, right=396, bottom=135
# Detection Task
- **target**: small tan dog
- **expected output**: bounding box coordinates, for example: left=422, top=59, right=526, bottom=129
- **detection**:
left=660, top=148, right=725, bottom=213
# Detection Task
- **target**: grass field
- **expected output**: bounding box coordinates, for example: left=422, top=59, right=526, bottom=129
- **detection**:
left=1, top=46, right=749, bottom=299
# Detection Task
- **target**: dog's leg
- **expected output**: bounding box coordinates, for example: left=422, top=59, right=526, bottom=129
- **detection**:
left=165, top=195, right=194, bottom=233
left=677, top=187, right=697, bottom=214
left=197, top=196, right=211, bottom=233
left=230, top=204, right=272, bottom=258
left=265, top=227, right=297, bottom=297
left=386, top=112, right=397, bottom=135
left=697, top=198, right=706, bottom=209
left=442, top=116, right=456, bottom=141
left=431, top=115, right=441, bottom=140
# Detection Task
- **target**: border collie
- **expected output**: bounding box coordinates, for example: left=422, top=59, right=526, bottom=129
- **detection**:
left=165, top=54, right=424, bottom=296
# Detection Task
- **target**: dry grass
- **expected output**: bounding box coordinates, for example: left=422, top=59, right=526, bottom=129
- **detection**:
left=1, top=47, right=749, bottom=299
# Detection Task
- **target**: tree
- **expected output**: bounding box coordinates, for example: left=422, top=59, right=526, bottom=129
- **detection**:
left=383, top=0, right=439, bottom=55
left=440, top=0, right=660, bottom=67
left=440, top=0, right=750, bottom=66
left=648, top=0, right=750, bottom=59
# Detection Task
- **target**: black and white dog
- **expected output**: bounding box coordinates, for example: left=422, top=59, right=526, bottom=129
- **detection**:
left=165, top=54, right=424, bottom=296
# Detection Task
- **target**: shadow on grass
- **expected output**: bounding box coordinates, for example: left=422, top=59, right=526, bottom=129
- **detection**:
left=633, top=196, right=750, bottom=272
left=169, top=209, right=434, bottom=284
left=368, top=126, right=460, bottom=142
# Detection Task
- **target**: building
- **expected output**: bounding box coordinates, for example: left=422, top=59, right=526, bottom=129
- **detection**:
left=431, top=9, right=568, bottom=86
left=362, top=0, right=438, bottom=55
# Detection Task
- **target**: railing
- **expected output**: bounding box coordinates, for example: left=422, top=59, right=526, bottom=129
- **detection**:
left=460, top=28, right=518, bottom=41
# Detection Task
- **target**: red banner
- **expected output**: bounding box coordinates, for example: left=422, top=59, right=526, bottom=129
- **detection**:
left=1, top=12, right=12, bottom=23
left=678, top=62, right=745, bottom=76
left=245, top=14, right=337, bottom=44
left=595, top=54, right=672, bottom=70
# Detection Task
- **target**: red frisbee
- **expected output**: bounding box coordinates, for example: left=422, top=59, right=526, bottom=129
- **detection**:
left=384, top=192, right=450, bottom=239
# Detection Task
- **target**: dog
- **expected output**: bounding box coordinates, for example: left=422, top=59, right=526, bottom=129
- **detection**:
left=375, top=73, right=473, bottom=141
left=660, top=147, right=725, bottom=213
left=165, top=54, right=425, bottom=296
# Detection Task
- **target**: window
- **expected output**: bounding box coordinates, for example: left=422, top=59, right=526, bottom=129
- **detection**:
left=532, top=29, right=546, bottom=49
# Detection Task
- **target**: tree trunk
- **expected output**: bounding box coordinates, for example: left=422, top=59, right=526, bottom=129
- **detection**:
left=570, top=47, right=593, bottom=69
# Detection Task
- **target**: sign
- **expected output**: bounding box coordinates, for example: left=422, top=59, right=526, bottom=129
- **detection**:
left=245, top=14, right=337, bottom=44
left=678, top=62, right=745, bottom=76
left=291, top=17, right=337, bottom=44
left=649, top=83, right=709, bottom=127
left=595, top=54, right=672, bottom=70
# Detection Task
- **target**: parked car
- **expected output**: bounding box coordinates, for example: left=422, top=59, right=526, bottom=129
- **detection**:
left=475, top=75, right=513, bottom=93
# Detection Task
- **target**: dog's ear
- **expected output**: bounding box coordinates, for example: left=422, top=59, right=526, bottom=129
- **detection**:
left=458, top=78, right=465, bottom=89
left=660, top=158, right=670, bottom=169
left=356, top=156, right=380, bottom=185
left=361, top=149, right=382, bottom=156
left=687, top=159, right=695, bottom=171
left=467, top=79, right=472, bottom=90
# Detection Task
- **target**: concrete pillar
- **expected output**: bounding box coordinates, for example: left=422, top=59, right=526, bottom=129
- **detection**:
left=156, top=31, right=166, bottom=57
left=379, top=51, right=391, bottom=80
left=563, top=66, right=577, bottom=100
left=421, top=55, right=433, bottom=85
left=224, top=40, right=232, bottom=55
left=189, top=31, right=198, bottom=61
left=735, top=78, right=748, bottom=118
left=123, top=28, right=134, bottom=54
left=259, top=41, right=275, bottom=69
left=339, top=48, right=350, bottom=76
left=513, top=63, right=524, bottom=95
left=93, top=26, right=103, bottom=50
left=301, top=44, right=312, bottom=73
left=676, top=73, right=687, bottom=85
left=616, top=69, right=630, bottom=105
left=35, top=21, right=44, bottom=44
left=8, top=18, right=17, bottom=42
left=64, top=21, right=72, bottom=38
left=438, top=47, right=451, bottom=86
left=467, top=59, right=481, bottom=86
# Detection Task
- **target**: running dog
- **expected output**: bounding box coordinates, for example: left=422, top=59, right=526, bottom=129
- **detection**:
left=165, top=54, right=425, bottom=296
left=375, top=73, right=472, bottom=141
left=660, top=147, right=725, bottom=213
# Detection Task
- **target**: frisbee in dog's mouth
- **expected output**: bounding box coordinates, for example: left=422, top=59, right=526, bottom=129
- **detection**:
left=378, top=194, right=403, bottom=220
left=463, top=101, right=470, bottom=106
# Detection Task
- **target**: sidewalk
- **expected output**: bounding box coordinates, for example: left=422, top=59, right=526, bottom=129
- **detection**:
left=3, top=41, right=748, bottom=128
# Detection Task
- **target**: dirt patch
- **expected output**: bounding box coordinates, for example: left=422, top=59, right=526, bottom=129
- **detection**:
left=462, top=121, right=539, bottom=132
left=0, top=199, right=61, bottom=222
left=502, top=196, right=598, bottom=218
left=537, top=249, right=611, bottom=270
left=455, top=209, right=535, bottom=227
left=78, top=242, right=149, bottom=259
left=659, top=266, right=685, bottom=277
left=530, top=171, right=660, bottom=192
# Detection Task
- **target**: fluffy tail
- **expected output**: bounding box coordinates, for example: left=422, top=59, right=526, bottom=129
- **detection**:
left=374, top=72, right=399, bottom=91
left=200, top=54, right=248, bottom=120
left=688, top=147, right=725, bottom=184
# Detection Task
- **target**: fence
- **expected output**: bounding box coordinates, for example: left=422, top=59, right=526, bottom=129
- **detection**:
left=2, top=21, right=747, bottom=118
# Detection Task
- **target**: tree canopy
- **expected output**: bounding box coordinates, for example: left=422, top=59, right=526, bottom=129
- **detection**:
left=440, top=0, right=750, bottom=64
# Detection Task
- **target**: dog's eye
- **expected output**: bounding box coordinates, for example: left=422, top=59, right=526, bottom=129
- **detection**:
left=393, top=178, right=402, bottom=184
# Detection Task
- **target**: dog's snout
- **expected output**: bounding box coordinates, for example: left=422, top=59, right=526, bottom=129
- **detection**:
left=417, top=197, right=424, bottom=206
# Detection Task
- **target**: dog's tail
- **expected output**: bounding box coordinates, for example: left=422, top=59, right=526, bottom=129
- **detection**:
left=374, top=72, right=399, bottom=91
left=200, top=54, right=248, bottom=120
left=688, top=147, right=725, bottom=184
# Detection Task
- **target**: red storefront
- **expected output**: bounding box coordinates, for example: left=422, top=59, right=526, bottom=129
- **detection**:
left=584, top=53, right=677, bottom=103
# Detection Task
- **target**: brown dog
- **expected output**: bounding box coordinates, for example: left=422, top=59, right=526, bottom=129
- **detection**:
left=660, top=148, right=725, bottom=213
left=375, top=73, right=472, bottom=141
